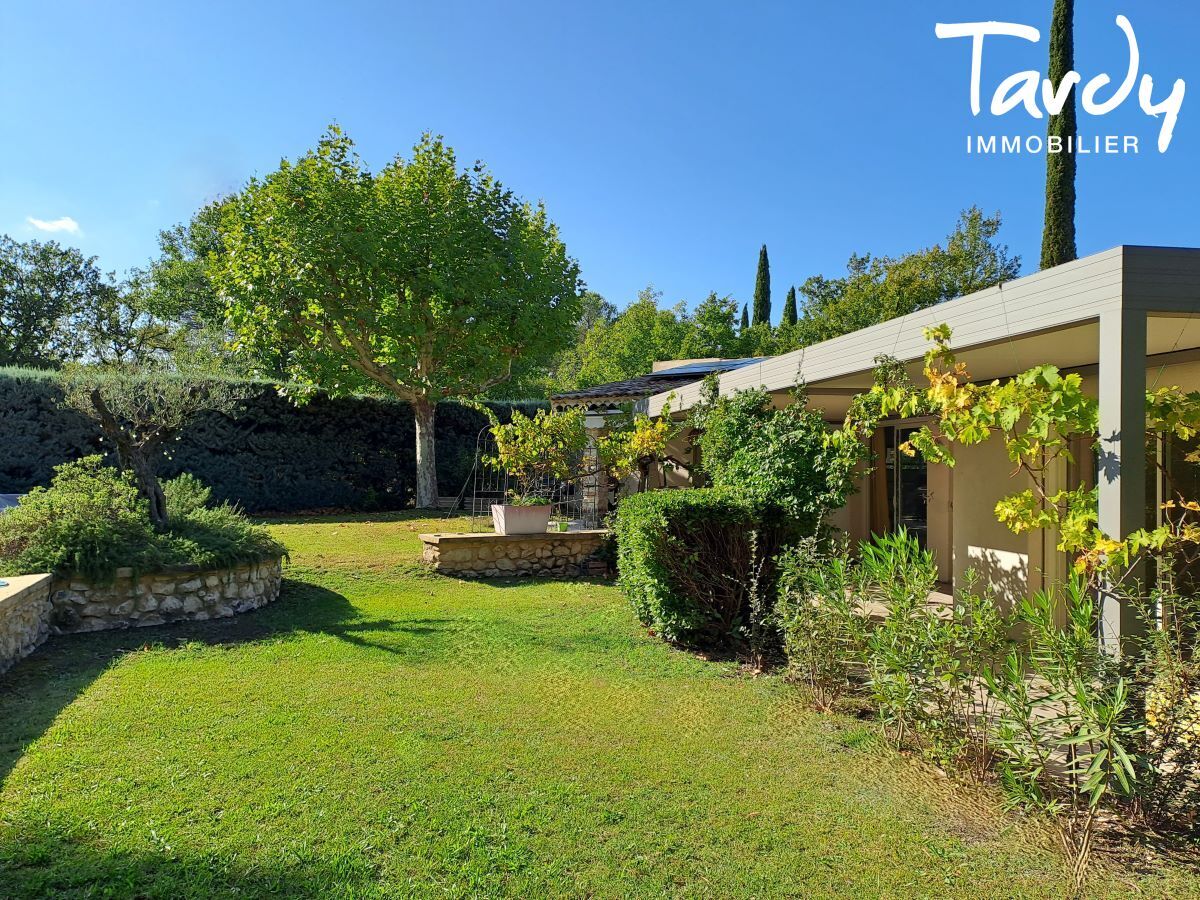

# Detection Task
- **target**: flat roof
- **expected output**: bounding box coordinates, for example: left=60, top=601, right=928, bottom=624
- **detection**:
left=552, top=358, right=761, bottom=407
left=649, top=246, right=1200, bottom=416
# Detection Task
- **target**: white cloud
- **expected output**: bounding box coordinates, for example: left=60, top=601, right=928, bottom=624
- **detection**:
left=26, top=215, right=81, bottom=235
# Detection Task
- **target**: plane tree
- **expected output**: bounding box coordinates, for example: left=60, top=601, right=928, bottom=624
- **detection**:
left=211, top=128, right=582, bottom=507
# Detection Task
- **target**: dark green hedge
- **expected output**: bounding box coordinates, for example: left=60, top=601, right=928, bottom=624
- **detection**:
left=0, top=367, right=541, bottom=513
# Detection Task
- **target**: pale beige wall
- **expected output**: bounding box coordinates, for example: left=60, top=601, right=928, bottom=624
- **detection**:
left=1152, top=359, right=1200, bottom=390
left=927, top=461, right=953, bottom=584
left=1075, top=358, right=1200, bottom=395
left=950, top=439, right=1031, bottom=609
left=827, top=466, right=871, bottom=546
left=661, top=429, right=695, bottom=488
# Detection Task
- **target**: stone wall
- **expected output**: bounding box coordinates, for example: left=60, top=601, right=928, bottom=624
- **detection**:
left=50, top=557, right=284, bottom=634
left=0, top=574, right=52, bottom=674
left=420, top=531, right=609, bottom=578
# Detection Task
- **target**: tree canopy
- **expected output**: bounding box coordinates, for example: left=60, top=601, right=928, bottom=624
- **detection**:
left=546, top=287, right=687, bottom=391
left=0, top=237, right=106, bottom=367
left=791, top=207, right=1020, bottom=346
left=545, top=207, right=1019, bottom=395
left=60, top=363, right=249, bottom=526
left=210, top=127, right=583, bottom=506
left=0, top=236, right=174, bottom=369
left=781, top=286, right=798, bottom=327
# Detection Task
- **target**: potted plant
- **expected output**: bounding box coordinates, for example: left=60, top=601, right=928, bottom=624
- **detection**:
left=485, top=405, right=677, bottom=535
left=485, top=409, right=589, bottom=534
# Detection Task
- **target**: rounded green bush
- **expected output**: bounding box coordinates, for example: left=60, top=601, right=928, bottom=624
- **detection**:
left=0, top=456, right=285, bottom=581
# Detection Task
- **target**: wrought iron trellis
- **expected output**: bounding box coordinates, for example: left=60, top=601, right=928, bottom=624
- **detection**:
left=458, top=426, right=601, bottom=532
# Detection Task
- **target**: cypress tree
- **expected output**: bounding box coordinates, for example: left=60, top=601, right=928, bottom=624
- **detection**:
left=740, top=303, right=749, bottom=332
left=1040, top=0, right=1077, bottom=269
left=752, top=244, right=771, bottom=325
left=781, top=286, right=798, bottom=327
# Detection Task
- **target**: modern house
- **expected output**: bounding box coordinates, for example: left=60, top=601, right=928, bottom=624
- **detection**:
left=551, top=357, right=761, bottom=513
left=637, top=246, right=1200, bottom=648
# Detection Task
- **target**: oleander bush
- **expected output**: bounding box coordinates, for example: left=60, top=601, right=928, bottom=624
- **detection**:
left=776, top=536, right=865, bottom=711
left=781, top=528, right=1200, bottom=889
left=0, top=456, right=284, bottom=581
left=857, top=533, right=1007, bottom=777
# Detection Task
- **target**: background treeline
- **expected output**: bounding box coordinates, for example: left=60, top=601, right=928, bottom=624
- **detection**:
left=514, top=206, right=1020, bottom=398
left=0, top=204, right=1019, bottom=404
left=0, top=367, right=539, bottom=512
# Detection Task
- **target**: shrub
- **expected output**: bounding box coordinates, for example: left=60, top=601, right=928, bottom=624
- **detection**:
left=0, top=456, right=284, bottom=581
left=158, top=503, right=287, bottom=573
left=783, top=528, right=1194, bottom=889
left=163, top=472, right=213, bottom=520
left=1131, top=587, right=1200, bottom=827
left=614, top=488, right=796, bottom=654
left=776, top=536, right=866, bottom=711
left=984, top=580, right=1142, bottom=889
left=689, top=380, right=864, bottom=530
left=782, top=530, right=1009, bottom=773
left=857, top=533, right=1008, bottom=775
left=0, top=457, right=159, bottom=580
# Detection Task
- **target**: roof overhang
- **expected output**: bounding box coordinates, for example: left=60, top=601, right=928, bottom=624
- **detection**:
left=649, top=246, right=1200, bottom=417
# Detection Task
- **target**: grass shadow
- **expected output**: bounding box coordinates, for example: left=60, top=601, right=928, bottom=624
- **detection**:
left=256, top=509, right=473, bottom=526
left=0, top=578, right=373, bottom=786
left=0, top=825, right=385, bottom=899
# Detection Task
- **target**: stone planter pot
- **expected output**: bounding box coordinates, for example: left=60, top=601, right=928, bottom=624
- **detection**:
left=491, top=503, right=552, bottom=535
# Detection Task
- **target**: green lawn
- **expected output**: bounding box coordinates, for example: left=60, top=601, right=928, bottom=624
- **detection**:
left=1, top=513, right=1196, bottom=898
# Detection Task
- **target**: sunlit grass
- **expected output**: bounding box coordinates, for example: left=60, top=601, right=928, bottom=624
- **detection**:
left=0, top=512, right=1194, bottom=897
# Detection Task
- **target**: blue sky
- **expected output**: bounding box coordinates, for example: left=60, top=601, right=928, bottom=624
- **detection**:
left=2, top=1, right=1197, bottom=322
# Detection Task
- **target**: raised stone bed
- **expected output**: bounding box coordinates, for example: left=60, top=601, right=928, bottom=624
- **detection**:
left=50, top=557, right=284, bottom=634
left=0, top=574, right=53, bottom=674
left=420, top=531, right=609, bottom=578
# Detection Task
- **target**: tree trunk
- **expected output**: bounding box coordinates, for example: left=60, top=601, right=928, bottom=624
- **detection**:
left=89, top=388, right=169, bottom=528
left=413, top=396, right=438, bottom=508
left=131, top=452, right=169, bottom=528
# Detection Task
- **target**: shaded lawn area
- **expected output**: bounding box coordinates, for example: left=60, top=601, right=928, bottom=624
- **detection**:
left=0, top=513, right=1196, bottom=898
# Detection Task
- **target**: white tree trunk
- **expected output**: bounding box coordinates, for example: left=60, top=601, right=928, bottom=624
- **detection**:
left=414, top=397, right=438, bottom=508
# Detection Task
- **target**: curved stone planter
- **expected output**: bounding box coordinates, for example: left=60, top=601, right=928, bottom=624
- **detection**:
left=50, top=557, right=284, bottom=634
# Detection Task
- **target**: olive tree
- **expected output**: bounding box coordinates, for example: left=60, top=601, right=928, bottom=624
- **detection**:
left=60, top=364, right=248, bottom=527
left=211, top=128, right=583, bottom=507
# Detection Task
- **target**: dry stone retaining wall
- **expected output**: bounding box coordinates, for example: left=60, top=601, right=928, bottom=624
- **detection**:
left=420, top=531, right=609, bottom=578
left=50, top=557, right=284, bottom=633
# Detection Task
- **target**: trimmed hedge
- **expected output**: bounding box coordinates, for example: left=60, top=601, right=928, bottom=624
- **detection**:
left=613, top=488, right=800, bottom=649
left=0, top=367, right=541, bottom=513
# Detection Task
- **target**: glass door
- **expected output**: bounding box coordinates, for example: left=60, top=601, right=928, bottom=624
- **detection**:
left=884, top=426, right=929, bottom=548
